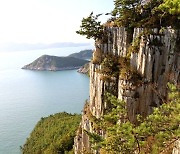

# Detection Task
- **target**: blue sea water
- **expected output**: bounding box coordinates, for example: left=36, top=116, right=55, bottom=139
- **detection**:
left=0, top=46, right=91, bottom=154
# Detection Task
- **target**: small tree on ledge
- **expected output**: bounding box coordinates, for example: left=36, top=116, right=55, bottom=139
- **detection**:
left=76, top=12, right=104, bottom=40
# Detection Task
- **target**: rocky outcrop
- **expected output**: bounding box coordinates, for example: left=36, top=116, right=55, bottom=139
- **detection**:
left=22, top=55, right=89, bottom=71
left=77, top=63, right=90, bottom=74
left=120, top=28, right=179, bottom=122
left=74, top=27, right=180, bottom=154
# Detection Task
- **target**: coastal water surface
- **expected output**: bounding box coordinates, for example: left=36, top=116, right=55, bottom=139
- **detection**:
left=0, top=46, right=91, bottom=154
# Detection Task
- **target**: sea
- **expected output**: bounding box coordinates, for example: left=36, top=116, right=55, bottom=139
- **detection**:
left=0, top=46, right=92, bottom=154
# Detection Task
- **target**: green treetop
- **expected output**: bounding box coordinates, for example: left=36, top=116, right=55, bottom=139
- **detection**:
left=159, top=0, right=180, bottom=16
left=76, top=12, right=104, bottom=40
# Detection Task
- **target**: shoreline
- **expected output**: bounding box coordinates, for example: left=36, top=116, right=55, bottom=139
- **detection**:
left=21, top=66, right=82, bottom=71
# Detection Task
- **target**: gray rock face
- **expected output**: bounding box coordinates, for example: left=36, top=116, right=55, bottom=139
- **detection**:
left=22, top=55, right=89, bottom=71
left=77, top=63, right=90, bottom=74
left=126, top=28, right=179, bottom=121
left=173, top=140, right=180, bottom=154
left=74, top=27, right=180, bottom=154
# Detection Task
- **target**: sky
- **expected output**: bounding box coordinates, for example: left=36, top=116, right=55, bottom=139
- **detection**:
left=0, top=0, right=114, bottom=48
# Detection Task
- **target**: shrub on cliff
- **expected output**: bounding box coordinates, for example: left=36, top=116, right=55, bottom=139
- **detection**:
left=100, top=54, right=119, bottom=78
left=87, top=83, right=180, bottom=154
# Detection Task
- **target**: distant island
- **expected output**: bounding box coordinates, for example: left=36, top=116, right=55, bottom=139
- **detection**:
left=22, top=55, right=89, bottom=71
left=70, top=49, right=92, bottom=74
left=68, top=49, right=92, bottom=60
left=22, top=49, right=92, bottom=71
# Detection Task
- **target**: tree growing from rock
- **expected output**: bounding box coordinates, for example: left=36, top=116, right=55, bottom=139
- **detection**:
left=76, top=12, right=104, bottom=40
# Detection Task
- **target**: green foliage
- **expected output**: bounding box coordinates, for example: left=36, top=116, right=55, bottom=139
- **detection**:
left=112, top=0, right=142, bottom=28
left=95, top=54, right=120, bottom=82
left=76, top=12, right=104, bottom=40
left=112, top=0, right=180, bottom=28
left=83, top=101, right=101, bottom=130
left=136, top=0, right=164, bottom=28
left=96, top=55, right=141, bottom=83
left=118, top=57, right=142, bottom=83
left=22, top=112, right=81, bottom=154
left=87, top=84, right=180, bottom=154
left=135, top=83, right=180, bottom=153
left=77, top=0, right=180, bottom=42
left=159, top=0, right=180, bottom=16
left=85, top=130, right=104, bottom=143
left=92, top=48, right=103, bottom=64
left=127, top=35, right=141, bottom=58
left=100, top=54, right=119, bottom=78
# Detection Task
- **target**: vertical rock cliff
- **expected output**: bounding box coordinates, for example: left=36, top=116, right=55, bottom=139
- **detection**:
left=74, top=27, right=180, bottom=154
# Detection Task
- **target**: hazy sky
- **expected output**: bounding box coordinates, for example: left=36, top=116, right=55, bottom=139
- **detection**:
left=0, top=0, right=114, bottom=45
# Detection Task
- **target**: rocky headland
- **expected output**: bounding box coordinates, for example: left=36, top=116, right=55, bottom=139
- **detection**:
left=22, top=55, right=89, bottom=71
left=77, top=62, right=90, bottom=74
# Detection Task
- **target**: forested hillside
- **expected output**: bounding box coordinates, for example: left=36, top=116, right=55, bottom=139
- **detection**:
left=22, top=112, right=81, bottom=154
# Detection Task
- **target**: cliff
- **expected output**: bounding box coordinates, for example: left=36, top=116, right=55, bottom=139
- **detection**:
left=22, top=55, right=88, bottom=71
left=74, top=27, right=180, bottom=153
